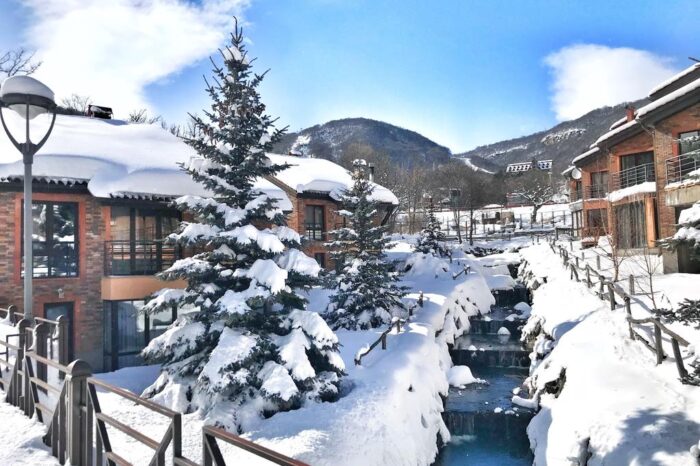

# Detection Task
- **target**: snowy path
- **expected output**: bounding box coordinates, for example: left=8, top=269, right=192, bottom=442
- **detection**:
left=0, top=396, right=59, bottom=466
left=521, top=243, right=700, bottom=465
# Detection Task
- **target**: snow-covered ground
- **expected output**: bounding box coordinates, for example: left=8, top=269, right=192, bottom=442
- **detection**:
left=519, top=242, right=700, bottom=465
left=0, top=237, right=518, bottom=466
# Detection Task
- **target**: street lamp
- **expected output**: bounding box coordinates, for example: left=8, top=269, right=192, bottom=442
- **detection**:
left=0, top=76, right=57, bottom=319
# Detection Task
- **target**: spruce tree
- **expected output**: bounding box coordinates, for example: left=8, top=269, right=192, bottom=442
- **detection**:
left=415, top=197, right=448, bottom=257
left=660, top=201, right=700, bottom=261
left=326, top=160, right=405, bottom=330
left=141, top=22, right=344, bottom=431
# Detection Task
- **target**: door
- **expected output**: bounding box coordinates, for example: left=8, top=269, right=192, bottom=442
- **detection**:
left=44, top=302, right=74, bottom=361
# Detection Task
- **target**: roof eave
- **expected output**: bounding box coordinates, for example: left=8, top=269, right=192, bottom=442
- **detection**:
left=637, top=87, right=700, bottom=126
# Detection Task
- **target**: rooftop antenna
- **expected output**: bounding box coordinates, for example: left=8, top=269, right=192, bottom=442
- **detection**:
left=690, top=56, right=700, bottom=63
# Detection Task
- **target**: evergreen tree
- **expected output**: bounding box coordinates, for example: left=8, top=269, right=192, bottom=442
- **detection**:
left=141, top=22, right=344, bottom=431
left=326, top=160, right=405, bottom=330
left=660, top=201, right=700, bottom=261
left=415, top=197, right=448, bottom=257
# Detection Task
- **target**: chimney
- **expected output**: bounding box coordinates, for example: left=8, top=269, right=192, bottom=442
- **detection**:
left=625, top=105, right=635, bottom=122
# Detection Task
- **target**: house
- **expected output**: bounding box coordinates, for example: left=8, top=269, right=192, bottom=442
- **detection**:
left=0, top=113, right=398, bottom=371
left=505, top=159, right=553, bottom=174
left=564, top=146, right=610, bottom=243
left=563, top=61, right=700, bottom=273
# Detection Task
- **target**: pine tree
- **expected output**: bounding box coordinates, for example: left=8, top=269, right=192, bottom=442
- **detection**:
left=415, top=197, right=448, bottom=257
left=660, top=201, right=700, bottom=261
left=326, top=160, right=405, bottom=330
left=141, top=21, right=344, bottom=431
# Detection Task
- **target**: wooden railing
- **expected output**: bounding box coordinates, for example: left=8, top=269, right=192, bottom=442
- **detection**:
left=0, top=314, right=309, bottom=466
left=354, top=292, right=424, bottom=366
left=549, top=239, right=691, bottom=381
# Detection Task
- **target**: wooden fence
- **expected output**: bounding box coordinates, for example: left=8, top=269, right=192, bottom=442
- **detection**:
left=0, top=314, right=308, bottom=466
left=548, top=240, right=691, bottom=381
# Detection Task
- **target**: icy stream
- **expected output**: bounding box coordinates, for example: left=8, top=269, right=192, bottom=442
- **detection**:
left=434, top=289, right=534, bottom=464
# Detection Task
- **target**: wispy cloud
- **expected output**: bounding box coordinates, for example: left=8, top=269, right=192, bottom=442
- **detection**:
left=20, top=0, right=249, bottom=115
left=545, top=44, right=679, bottom=121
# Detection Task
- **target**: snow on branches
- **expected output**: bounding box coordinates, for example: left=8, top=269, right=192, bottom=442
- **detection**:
left=325, top=160, right=406, bottom=330
left=660, top=201, right=700, bottom=261
left=140, top=21, right=343, bottom=431
left=415, top=197, right=448, bottom=257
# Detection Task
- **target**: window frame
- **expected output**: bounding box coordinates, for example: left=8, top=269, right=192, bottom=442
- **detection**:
left=22, top=201, right=80, bottom=279
left=679, top=130, right=700, bottom=156
left=304, top=205, right=325, bottom=241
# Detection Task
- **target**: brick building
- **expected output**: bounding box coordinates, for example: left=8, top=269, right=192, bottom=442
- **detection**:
left=564, top=62, right=700, bottom=273
left=0, top=114, right=397, bottom=372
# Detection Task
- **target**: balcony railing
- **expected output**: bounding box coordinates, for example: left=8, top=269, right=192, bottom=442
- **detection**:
left=569, top=187, right=583, bottom=202
left=666, top=153, right=700, bottom=185
left=104, top=240, right=181, bottom=276
left=610, top=163, right=655, bottom=191
left=584, top=184, right=608, bottom=199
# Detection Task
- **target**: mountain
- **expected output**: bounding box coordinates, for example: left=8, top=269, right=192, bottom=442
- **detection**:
left=455, top=99, right=648, bottom=174
left=273, top=118, right=452, bottom=168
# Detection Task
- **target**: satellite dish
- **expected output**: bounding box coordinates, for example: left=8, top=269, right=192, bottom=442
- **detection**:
left=571, top=168, right=582, bottom=180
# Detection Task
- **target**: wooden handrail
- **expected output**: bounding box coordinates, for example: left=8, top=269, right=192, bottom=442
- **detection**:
left=203, top=425, right=308, bottom=466
left=88, top=376, right=179, bottom=418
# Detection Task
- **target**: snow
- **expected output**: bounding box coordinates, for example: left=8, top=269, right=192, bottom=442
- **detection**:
left=571, top=146, right=600, bottom=165
left=679, top=201, right=700, bottom=224
left=484, top=274, right=516, bottom=291
left=595, top=119, right=639, bottom=146
left=638, top=76, right=700, bottom=119
left=609, top=116, right=628, bottom=130
left=234, top=259, right=288, bottom=294
left=497, top=326, right=511, bottom=336
left=521, top=243, right=700, bottom=465
left=455, top=156, right=495, bottom=174
left=259, top=361, right=299, bottom=401
left=0, top=76, right=55, bottom=120
left=0, top=400, right=59, bottom=465
left=447, top=365, right=484, bottom=388
left=265, top=153, right=398, bottom=205
left=540, top=127, right=585, bottom=145
left=608, top=181, right=657, bottom=202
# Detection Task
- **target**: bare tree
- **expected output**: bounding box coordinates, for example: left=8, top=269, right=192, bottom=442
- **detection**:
left=60, top=94, right=93, bottom=114
left=0, top=48, right=41, bottom=77
left=630, top=245, right=662, bottom=309
left=510, top=167, right=554, bottom=224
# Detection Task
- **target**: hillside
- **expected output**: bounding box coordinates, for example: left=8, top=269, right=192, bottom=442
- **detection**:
left=455, top=99, right=648, bottom=174
left=273, top=118, right=452, bottom=168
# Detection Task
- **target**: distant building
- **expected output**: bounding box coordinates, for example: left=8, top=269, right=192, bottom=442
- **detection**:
left=505, top=159, right=552, bottom=174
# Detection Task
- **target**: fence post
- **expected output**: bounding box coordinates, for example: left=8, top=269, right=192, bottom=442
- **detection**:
left=57, top=315, right=68, bottom=379
left=628, top=276, right=635, bottom=295
left=586, top=266, right=592, bottom=288
left=66, top=360, right=92, bottom=466
left=671, top=338, right=688, bottom=380
left=34, top=322, right=50, bottom=383
left=381, top=333, right=387, bottom=350
left=596, top=256, right=601, bottom=270
left=624, top=297, right=633, bottom=339
left=8, top=304, right=18, bottom=324
left=608, top=284, right=616, bottom=310
left=653, top=323, right=664, bottom=365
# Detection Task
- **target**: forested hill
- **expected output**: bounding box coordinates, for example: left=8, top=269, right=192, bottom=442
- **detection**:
left=273, top=117, right=452, bottom=168
left=455, top=99, right=648, bottom=174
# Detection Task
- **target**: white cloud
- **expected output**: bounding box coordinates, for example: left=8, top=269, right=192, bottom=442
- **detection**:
left=20, top=0, right=249, bottom=115
left=544, top=44, right=679, bottom=121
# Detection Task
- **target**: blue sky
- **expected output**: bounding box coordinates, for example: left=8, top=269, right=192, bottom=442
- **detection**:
left=2, top=0, right=699, bottom=152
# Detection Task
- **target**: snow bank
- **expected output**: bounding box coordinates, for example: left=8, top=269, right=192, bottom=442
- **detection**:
left=608, top=181, right=657, bottom=202
left=520, top=243, right=700, bottom=465
left=447, top=365, right=485, bottom=388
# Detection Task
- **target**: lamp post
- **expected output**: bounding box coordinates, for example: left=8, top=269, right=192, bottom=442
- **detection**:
left=0, top=76, right=57, bottom=319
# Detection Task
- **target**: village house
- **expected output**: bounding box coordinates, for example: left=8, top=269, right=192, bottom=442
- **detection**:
left=564, top=62, right=700, bottom=273
left=0, top=112, right=398, bottom=372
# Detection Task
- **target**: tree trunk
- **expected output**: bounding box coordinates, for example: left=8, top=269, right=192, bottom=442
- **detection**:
left=530, top=204, right=541, bottom=225
left=453, top=209, right=462, bottom=243
left=469, top=208, right=475, bottom=246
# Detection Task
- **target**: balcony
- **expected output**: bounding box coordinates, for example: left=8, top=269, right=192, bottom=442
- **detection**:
left=583, top=184, right=608, bottom=199
left=666, top=154, right=700, bottom=185
left=104, top=240, right=182, bottom=276
left=569, top=187, right=583, bottom=202
left=610, top=163, right=655, bottom=191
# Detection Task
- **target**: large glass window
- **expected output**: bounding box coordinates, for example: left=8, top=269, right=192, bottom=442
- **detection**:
left=679, top=130, right=700, bottom=156
left=589, top=171, right=609, bottom=198
left=23, top=202, right=79, bottom=278
left=618, top=152, right=655, bottom=189
left=103, top=300, right=178, bottom=371
left=304, top=205, right=325, bottom=240
left=614, top=202, right=647, bottom=249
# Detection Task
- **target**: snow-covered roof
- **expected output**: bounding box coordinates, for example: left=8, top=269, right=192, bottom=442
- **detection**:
left=0, top=113, right=405, bottom=211
left=265, top=153, right=399, bottom=205
left=648, top=63, right=700, bottom=99
left=595, top=119, right=640, bottom=146
left=561, top=166, right=575, bottom=176
left=608, top=116, right=628, bottom=131
left=572, top=147, right=601, bottom=165
left=636, top=76, right=700, bottom=119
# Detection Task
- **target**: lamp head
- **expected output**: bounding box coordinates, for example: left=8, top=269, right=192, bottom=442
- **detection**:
left=0, top=75, right=56, bottom=120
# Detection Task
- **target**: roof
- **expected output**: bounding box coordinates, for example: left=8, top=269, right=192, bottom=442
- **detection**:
left=265, top=153, right=398, bottom=205
left=561, top=166, right=575, bottom=176
left=0, top=113, right=397, bottom=209
left=636, top=76, right=700, bottom=122
left=594, top=119, right=642, bottom=148
left=572, top=147, right=601, bottom=166
left=648, top=63, right=700, bottom=101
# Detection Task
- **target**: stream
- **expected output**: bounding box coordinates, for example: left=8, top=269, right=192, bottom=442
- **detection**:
left=434, top=282, right=535, bottom=465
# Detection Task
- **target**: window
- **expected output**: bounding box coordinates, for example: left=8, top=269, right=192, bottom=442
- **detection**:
left=107, top=206, right=180, bottom=275
left=586, top=208, right=607, bottom=229
left=619, top=152, right=655, bottom=189
left=314, top=252, right=326, bottom=268
left=103, top=300, right=179, bottom=370
left=589, top=172, right=608, bottom=198
left=23, top=202, right=79, bottom=278
left=614, top=202, right=647, bottom=249
left=679, top=130, right=700, bottom=156
left=304, top=205, right=325, bottom=240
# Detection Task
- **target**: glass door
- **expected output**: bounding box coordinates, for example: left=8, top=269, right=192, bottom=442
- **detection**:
left=44, top=302, right=74, bottom=361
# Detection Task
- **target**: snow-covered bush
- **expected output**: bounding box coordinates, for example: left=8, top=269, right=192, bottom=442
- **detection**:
left=325, top=160, right=406, bottom=330
left=660, top=201, right=700, bottom=261
left=654, top=299, right=700, bottom=329
left=140, top=23, right=343, bottom=431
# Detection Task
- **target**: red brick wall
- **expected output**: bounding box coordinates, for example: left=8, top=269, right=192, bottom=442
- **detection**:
left=651, top=102, right=700, bottom=239
left=0, top=191, right=105, bottom=370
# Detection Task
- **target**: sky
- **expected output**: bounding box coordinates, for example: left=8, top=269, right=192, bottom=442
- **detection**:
left=1, top=0, right=699, bottom=153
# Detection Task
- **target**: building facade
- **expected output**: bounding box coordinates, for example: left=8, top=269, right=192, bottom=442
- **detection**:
left=0, top=115, right=398, bottom=372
